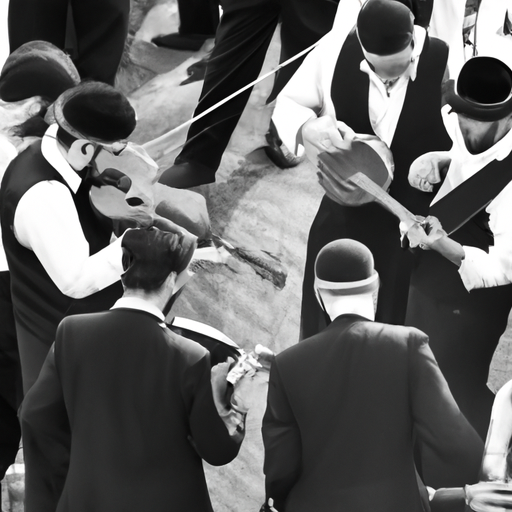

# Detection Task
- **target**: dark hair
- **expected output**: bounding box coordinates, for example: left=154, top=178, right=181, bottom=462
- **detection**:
left=55, top=126, right=78, bottom=149
left=12, top=105, right=49, bottom=138
left=121, top=228, right=188, bottom=291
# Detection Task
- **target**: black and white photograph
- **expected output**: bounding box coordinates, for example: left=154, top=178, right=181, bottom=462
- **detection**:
left=2, top=0, right=512, bottom=511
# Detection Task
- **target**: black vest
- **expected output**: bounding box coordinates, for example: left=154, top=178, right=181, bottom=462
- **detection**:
left=0, top=141, right=122, bottom=347
left=331, top=30, right=451, bottom=215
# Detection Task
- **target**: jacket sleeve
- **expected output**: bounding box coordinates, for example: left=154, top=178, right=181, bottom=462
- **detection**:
left=20, top=343, right=71, bottom=512
left=262, top=360, right=302, bottom=512
left=408, top=330, right=484, bottom=488
left=184, top=351, right=243, bottom=466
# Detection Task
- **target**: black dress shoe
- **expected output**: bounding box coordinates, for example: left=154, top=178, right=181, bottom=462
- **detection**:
left=180, top=55, right=210, bottom=85
left=263, top=120, right=301, bottom=169
left=152, top=32, right=214, bottom=51
left=158, top=161, right=216, bottom=189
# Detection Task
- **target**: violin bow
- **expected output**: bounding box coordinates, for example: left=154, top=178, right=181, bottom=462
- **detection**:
left=141, top=40, right=321, bottom=160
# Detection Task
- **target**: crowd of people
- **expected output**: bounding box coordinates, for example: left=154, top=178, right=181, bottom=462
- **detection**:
left=2, top=0, right=512, bottom=511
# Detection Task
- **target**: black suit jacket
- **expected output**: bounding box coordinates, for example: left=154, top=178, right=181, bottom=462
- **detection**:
left=262, top=314, right=483, bottom=512
left=20, top=307, right=242, bottom=512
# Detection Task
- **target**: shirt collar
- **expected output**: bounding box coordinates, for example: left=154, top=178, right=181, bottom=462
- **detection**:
left=41, top=123, right=82, bottom=193
left=360, top=26, right=426, bottom=84
left=111, top=297, right=166, bottom=322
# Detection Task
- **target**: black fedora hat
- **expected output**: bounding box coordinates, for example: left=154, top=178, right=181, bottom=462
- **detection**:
left=444, top=56, right=512, bottom=122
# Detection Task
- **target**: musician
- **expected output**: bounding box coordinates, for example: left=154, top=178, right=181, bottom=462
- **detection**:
left=262, top=238, right=483, bottom=512
left=0, top=81, right=138, bottom=393
left=271, top=0, right=451, bottom=339
left=403, top=56, right=512, bottom=486
left=20, top=227, right=244, bottom=512
left=0, top=41, right=80, bottom=478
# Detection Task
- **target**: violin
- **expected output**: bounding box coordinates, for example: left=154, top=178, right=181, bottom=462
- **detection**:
left=88, top=142, right=211, bottom=241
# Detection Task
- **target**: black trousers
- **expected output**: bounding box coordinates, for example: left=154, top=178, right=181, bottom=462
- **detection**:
left=174, top=0, right=433, bottom=181
left=0, top=271, right=21, bottom=480
left=8, top=0, right=130, bottom=85
left=175, top=0, right=338, bottom=178
left=177, top=0, right=219, bottom=36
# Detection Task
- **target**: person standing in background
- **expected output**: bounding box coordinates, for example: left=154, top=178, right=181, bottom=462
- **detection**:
left=8, top=0, right=130, bottom=85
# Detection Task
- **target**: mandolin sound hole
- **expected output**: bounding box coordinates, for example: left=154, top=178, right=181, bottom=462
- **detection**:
left=126, top=197, right=144, bottom=207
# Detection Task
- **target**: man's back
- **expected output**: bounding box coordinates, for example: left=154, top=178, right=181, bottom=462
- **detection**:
left=262, top=314, right=483, bottom=512
left=22, top=307, right=240, bottom=512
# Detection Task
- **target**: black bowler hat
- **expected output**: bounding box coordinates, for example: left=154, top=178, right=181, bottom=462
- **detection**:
left=0, top=41, right=80, bottom=102
left=121, top=227, right=197, bottom=291
left=314, top=239, right=379, bottom=296
left=444, top=56, right=512, bottom=122
left=357, top=0, right=414, bottom=56
left=53, top=81, right=137, bottom=143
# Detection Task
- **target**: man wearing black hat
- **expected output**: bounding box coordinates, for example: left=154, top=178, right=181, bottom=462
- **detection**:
left=262, top=238, right=488, bottom=512
left=0, top=41, right=81, bottom=479
left=0, top=81, right=146, bottom=393
left=403, top=56, right=512, bottom=485
left=271, top=0, right=451, bottom=340
left=158, top=0, right=435, bottom=189
left=20, top=226, right=245, bottom=512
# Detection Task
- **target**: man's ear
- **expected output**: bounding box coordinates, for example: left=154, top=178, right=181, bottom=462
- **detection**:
left=67, top=140, right=96, bottom=170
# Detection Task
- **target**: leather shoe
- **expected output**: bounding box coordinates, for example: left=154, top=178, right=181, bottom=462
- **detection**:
left=263, top=120, right=301, bottom=169
left=158, top=161, right=216, bottom=189
left=152, top=32, right=214, bottom=52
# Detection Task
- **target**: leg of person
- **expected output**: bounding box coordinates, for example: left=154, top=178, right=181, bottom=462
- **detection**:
left=159, top=0, right=281, bottom=189
left=264, top=0, right=338, bottom=168
left=15, top=321, right=54, bottom=395
left=8, top=0, right=68, bottom=52
left=267, top=0, right=337, bottom=103
left=178, top=0, right=219, bottom=36
left=70, top=0, right=130, bottom=85
left=0, top=272, right=21, bottom=480
left=153, top=0, right=219, bottom=51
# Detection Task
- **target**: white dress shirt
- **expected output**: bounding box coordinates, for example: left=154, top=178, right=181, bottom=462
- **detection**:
left=13, top=124, right=125, bottom=298
left=272, top=0, right=426, bottom=154
left=434, top=106, right=512, bottom=291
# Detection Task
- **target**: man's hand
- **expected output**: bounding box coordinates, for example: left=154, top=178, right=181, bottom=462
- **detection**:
left=211, top=358, right=246, bottom=438
left=409, top=151, right=451, bottom=192
left=301, top=115, right=352, bottom=164
left=231, top=366, right=271, bottom=414
left=465, top=482, right=512, bottom=511
left=400, top=216, right=447, bottom=250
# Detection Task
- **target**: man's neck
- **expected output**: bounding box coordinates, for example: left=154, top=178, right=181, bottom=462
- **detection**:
left=122, top=289, right=166, bottom=313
